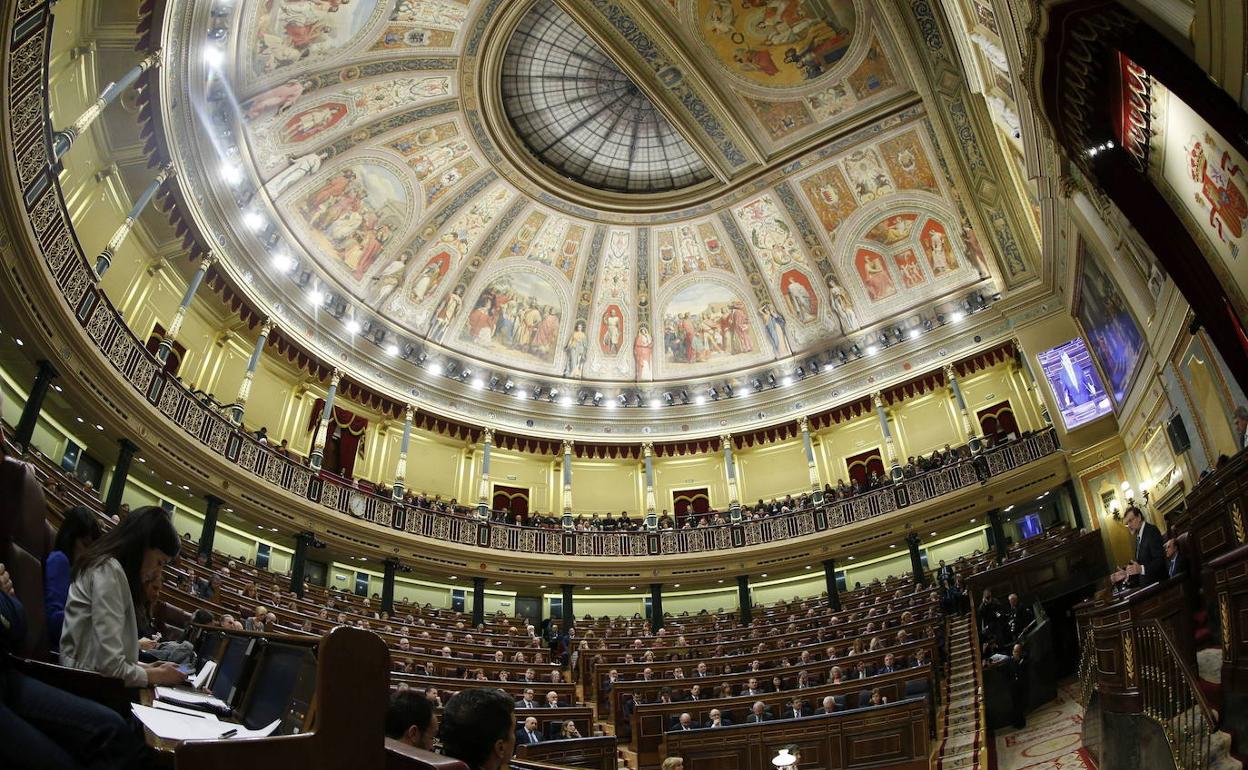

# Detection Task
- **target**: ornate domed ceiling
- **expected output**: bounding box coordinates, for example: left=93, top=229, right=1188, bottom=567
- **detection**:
left=159, top=0, right=1041, bottom=436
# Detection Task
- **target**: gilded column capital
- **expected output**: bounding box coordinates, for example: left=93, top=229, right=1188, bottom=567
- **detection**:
left=942, top=363, right=957, bottom=381
left=561, top=439, right=574, bottom=455
left=328, top=368, right=342, bottom=389
left=642, top=441, right=654, bottom=457
left=870, top=391, right=885, bottom=410
left=797, top=415, right=810, bottom=433
left=719, top=433, right=733, bottom=449
left=403, top=403, right=415, bottom=422
left=481, top=427, right=494, bottom=444
left=258, top=318, right=274, bottom=338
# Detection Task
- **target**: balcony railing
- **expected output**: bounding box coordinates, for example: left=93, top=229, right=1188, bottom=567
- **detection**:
left=3, top=1, right=1060, bottom=558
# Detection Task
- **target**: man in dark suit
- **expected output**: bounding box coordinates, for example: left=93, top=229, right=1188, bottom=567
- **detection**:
left=936, top=560, right=954, bottom=585
left=815, top=695, right=838, bottom=715
left=785, top=697, right=811, bottom=720
left=517, top=688, right=539, bottom=710
left=705, top=708, right=731, bottom=728
left=1165, top=539, right=1189, bottom=579
left=1112, top=506, right=1166, bottom=588
left=683, top=684, right=703, bottom=702
left=875, top=653, right=896, bottom=675
left=670, top=712, right=697, bottom=731
left=1004, top=594, right=1035, bottom=640
left=745, top=701, right=772, bottom=723
left=1004, top=643, right=1029, bottom=728
left=515, top=716, right=543, bottom=746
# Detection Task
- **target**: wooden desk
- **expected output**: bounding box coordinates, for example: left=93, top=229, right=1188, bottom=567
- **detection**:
left=1210, top=543, right=1248, bottom=691
left=515, top=706, right=595, bottom=740
left=1166, top=450, right=1248, bottom=568
left=1074, top=577, right=1193, bottom=713
left=514, top=735, right=616, bottom=770
left=965, top=529, right=1107, bottom=603
left=662, top=697, right=929, bottom=770
left=630, top=667, right=933, bottom=767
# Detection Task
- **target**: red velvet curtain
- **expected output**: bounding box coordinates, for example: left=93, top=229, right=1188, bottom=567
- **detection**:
left=977, top=401, right=1020, bottom=441
left=307, top=399, right=368, bottom=477
left=844, top=449, right=884, bottom=486
left=673, top=489, right=710, bottom=521
left=492, top=485, right=530, bottom=520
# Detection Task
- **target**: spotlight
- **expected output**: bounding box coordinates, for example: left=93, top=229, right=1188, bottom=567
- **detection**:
left=617, top=394, right=628, bottom=408
left=203, top=46, right=225, bottom=67
left=723, top=383, right=733, bottom=398
left=345, top=319, right=361, bottom=335
left=592, top=392, right=603, bottom=406
left=221, top=164, right=243, bottom=185
left=488, top=376, right=500, bottom=391
left=605, top=396, right=618, bottom=409
left=679, top=390, right=689, bottom=404
left=651, top=398, right=663, bottom=409
left=272, top=252, right=294, bottom=273
left=709, top=387, right=720, bottom=401
left=850, top=345, right=862, bottom=359
left=243, top=210, right=264, bottom=231
left=866, top=344, right=879, bottom=356
left=471, top=377, right=484, bottom=389
left=307, top=288, right=325, bottom=305
left=503, top=379, right=514, bottom=393
left=560, top=395, right=574, bottom=407
left=752, top=378, right=763, bottom=391
left=950, top=310, right=965, bottom=323
left=428, top=362, right=443, bottom=376
left=694, top=393, right=706, bottom=405
left=908, top=327, right=921, bottom=340
left=513, top=387, right=527, bottom=400
left=781, top=375, right=793, bottom=387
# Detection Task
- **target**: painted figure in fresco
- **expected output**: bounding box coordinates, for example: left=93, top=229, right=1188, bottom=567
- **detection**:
left=429, top=286, right=462, bottom=341
left=244, top=79, right=309, bottom=121
left=781, top=272, right=817, bottom=322
left=858, top=250, right=895, bottom=302
left=600, top=306, right=623, bottom=355
left=368, top=252, right=408, bottom=299
left=265, top=152, right=324, bottom=198
left=761, top=303, right=791, bottom=357
left=634, top=325, right=654, bottom=381
left=826, top=275, right=857, bottom=331
left=564, top=321, right=588, bottom=378
left=1188, top=135, right=1248, bottom=246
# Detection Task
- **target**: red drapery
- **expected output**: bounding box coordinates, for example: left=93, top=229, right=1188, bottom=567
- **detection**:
left=307, top=399, right=368, bottom=477
left=977, top=401, right=1020, bottom=441
left=844, top=449, right=885, bottom=487
left=673, top=488, right=710, bottom=520
left=492, top=485, right=530, bottom=519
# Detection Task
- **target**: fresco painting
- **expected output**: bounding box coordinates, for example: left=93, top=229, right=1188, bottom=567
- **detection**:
left=696, top=0, right=857, bottom=86
left=253, top=0, right=380, bottom=74
left=880, top=131, right=938, bottom=192
left=296, top=162, right=406, bottom=280
left=779, top=269, right=819, bottom=322
left=799, top=164, right=859, bottom=234
left=662, top=283, right=757, bottom=365
left=855, top=247, right=896, bottom=302
left=919, top=219, right=958, bottom=276
left=461, top=272, right=564, bottom=365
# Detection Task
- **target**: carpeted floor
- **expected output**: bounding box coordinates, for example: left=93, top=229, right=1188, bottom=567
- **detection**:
left=994, top=681, right=1093, bottom=770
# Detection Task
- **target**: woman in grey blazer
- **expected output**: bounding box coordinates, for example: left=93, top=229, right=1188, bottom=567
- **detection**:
left=60, top=507, right=188, bottom=688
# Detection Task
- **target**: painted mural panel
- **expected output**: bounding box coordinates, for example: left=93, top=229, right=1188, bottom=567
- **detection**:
left=295, top=162, right=407, bottom=281
left=855, top=247, right=896, bottom=302
left=461, top=272, right=564, bottom=365
left=656, top=222, right=733, bottom=285
left=1154, top=87, right=1248, bottom=317
left=251, top=0, right=381, bottom=75
left=693, top=0, right=857, bottom=87
left=798, top=164, right=857, bottom=235
left=880, top=131, right=937, bottom=192
left=662, top=283, right=758, bottom=365
left=1074, top=243, right=1146, bottom=407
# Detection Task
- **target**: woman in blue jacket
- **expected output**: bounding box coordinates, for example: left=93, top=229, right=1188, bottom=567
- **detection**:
left=43, top=506, right=100, bottom=652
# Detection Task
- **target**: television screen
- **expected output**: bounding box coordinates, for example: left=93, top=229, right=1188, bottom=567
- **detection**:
left=1036, top=338, right=1114, bottom=430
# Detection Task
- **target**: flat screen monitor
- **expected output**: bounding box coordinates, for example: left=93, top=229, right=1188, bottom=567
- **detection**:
left=210, top=635, right=253, bottom=706
left=1035, top=338, right=1113, bottom=430
left=1018, top=513, right=1044, bottom=540
left=239, top=642, right=317, bottom=733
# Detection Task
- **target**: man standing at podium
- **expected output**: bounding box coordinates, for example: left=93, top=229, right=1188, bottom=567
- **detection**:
left=1111, top=506, right=1165, bottom=588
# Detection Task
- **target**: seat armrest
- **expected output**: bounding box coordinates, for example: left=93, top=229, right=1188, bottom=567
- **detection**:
left=10, top=655, right=139, bottom=715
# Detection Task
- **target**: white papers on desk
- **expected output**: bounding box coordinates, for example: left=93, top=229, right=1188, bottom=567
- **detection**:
left=132, top=704, right=282, bottom=741
left=154, top=687, right=228, bottom=712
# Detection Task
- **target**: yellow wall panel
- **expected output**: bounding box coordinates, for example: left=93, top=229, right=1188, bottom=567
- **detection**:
left=653, top=454, right=728, bottom=513
left=736, top=441, right=809, bottom=502
left=893, top=392, right=960, bottom=459
left=572, top=460, right=642, bottom=515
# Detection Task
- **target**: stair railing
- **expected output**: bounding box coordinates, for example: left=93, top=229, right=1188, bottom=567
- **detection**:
left=1076, top=625, right=1097, bottom=708
left=1136, top=620, right=1217, bottom=770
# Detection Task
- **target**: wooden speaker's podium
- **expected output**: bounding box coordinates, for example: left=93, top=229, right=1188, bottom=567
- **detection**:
left=1074, top=576, right=1193, bottom=714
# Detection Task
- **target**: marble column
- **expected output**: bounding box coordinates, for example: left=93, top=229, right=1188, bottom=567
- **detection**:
left=104, top=438, right=138, bottom=521
left=561, top=440, right=574, bottom=529
left=643, top=442, right=657, bottom=530
left=799, top=416, right=822, bottom=502
left=230, top=318, right=272, bottom=426
left=944, top=364, right=984, bottom=454
left=392, top=404, right=414, bottom=499
left=156, top=254, right=214, bottom=365
left=14, top=360, right=57, bottom=451
left=722, top=434, right=741, bottom=522
left=308, top=369, right=340, bottom=471
left=199, top=495, right=222, bottom=565
left=477, top=428, right=494, bottom=518
left=872, top=391, right=904, bottom=483
left=52, top=50, right=161, bottom=162
left=95, top=163, right=173, bottom=277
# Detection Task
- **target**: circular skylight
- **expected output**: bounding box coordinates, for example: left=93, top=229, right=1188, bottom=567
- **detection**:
left=501, top=0, right=713, bottom=194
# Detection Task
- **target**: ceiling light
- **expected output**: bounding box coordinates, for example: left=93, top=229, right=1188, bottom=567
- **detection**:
left=138, top=457, right=146, bottom=463
left=385, top=343, right=399, bottom=356
left=908, top=328, right=921, bottom=340
left=539, top=585, right=546, bottom=589
left=717, top=579, right=724, bottom=583
left=76, top=417, right=83, bottom=423
left=221, top=164, right=243, bottom=185
left=805, top=565, right=812, bottom=569
left=345, top=319, right=361, bottom=335
left=584, top=586, right=591, bottom=590
left=889, top=544, right=896, bottom=549
left=848, top=556, right=855, bottom=560
left=950, top=311, right=965, bottom=323
left=629, top=586, right=636, bottom=590
left=95, top=424, right=104, bottom=431
left=513, top=388, right=527, bottom=400
left=866, top=345, right=879, bottom=356
left=243, top=210, right=264, bottom=231
left=307, top=288, right=325, bottom=305
left=930, top=531, right=937, bottom=536
left=781, top=376, right=793, bottom=387
left=472, top=378, right=484, bottom=389
left=560, top=396, right=573, bottom=407
left=272, top=252, right=294, bottom=273
left=202, top=46, right=224, bottom=67
left=694, top=394, right=706, bottom=405
left=760, top=573, right=767, bottom=578
left=14, top=338, right=23, bottom=346
left=428, top=363, right=443, bottom=376
left=449, top=576, right=457, bottom=580
left=673, top=583, right=681, bottom=588
left=494, top=581, right=502, bottom=585
left=650, top=399, right=662, bottom=409
left=605, top=399, right=617, bottom=410
left=1003, top=505, right=1014, bottom=512
left=970, top=518, right=976, bottom=523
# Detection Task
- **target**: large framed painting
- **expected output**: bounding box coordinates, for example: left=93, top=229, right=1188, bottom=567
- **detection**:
left=1074, top=242, right=1146, bottom=406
